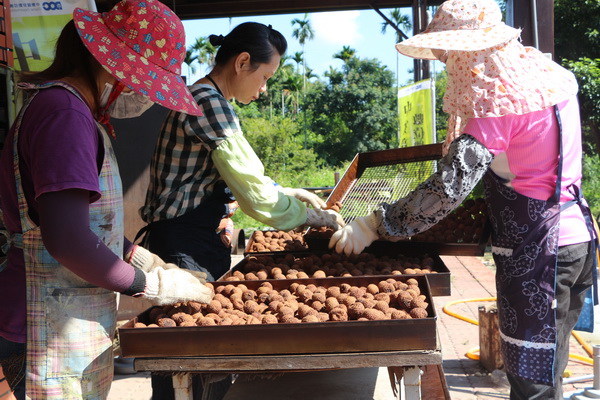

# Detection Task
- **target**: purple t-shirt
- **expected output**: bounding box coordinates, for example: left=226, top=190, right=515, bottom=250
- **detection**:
left=0, top=86, right=134, bottom=342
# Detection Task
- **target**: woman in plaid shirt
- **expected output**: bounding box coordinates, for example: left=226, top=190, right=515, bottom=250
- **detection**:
left=138, top=22, right=344, bottom=400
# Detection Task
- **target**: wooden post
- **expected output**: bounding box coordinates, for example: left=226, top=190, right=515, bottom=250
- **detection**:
left=478, top=304, right=503, bottom=372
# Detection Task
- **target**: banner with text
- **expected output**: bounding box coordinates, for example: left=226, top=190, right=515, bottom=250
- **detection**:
left=398, top=79, right=435, bottom=148
left=11, top=0, right=95, bottom=72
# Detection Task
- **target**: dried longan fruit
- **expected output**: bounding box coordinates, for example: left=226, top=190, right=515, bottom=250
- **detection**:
left=373, top=301, right=389, bottom=313
left=279, top=314, right=299, bottom=324
left=317, top=312, right=330, bottom=322
left=396, top=292, right=413, bottom=309
left=278, top=305, right=295, bottom=316
left=348, top=302, right=365, bottom=320
left=241, top=290, right=257, bottom=301
left=390, top=309, right=410, bottom=319
left=171, top=312, right=194, bottom=325
left=243, top=300, right=259, bottom=314
left=357, top=298, right=376, bottom=309
left=326, top=287, right=341, bottom=298
left=156, top=317, right=176, bottom=327
left=409, top=308, right=428, bottom=319
left=149, top=307, right=166, bottom=322
left=339, top=283, right=352, bottom=293
left=341, top=295, right=357, bottom=307
left=374, top=293, right=391, bottom=303
left=246, top=315, right=262, bottom=325
left=256, top=270, right=269, bottom=280
left=312, top=292, right=326, bottom=303
left=329, top=306, right=348, bottom=321
left=378, top=281, right=395, bottom=293
left=261, top=314, right=278, bottom=324
left=134, top=322, right=147, bottom=328
left=325, top=297, right=340, bottom=312
left=311, top=300, right=325, bottom=312
left=297, top=271, right=310, bottom=279
left=366, top=284, right=379, bottom=295
left=179, top=321, right=196, bottom=327
left=147, top=324, right=159, bottom=328
left=406, top=289, right=419, bottom=299
left=349, top=286, right=365, bottom=298
left=363, top=308, right=387, bottom=321
left=301, top=315, right=320, bottom=323
left=206, top=300, right=222, bottom=314
left=410, top=298, right=428, bottom=309
left=233, top=271, right=245, bottom=280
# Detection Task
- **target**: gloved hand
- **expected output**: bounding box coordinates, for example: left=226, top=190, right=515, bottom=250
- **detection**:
left=125, top=245, right=164, bottom=273
left=216, top=217, right=234, bottom=248
left=328, top=213, right=379, bottom=256
left=282, top=187, right=326, bottom=209
left=305, top=208, right=345, bottom=231
left=127, top=245, right=214, bottom=282
left=140, top=266, right=214, bottom=306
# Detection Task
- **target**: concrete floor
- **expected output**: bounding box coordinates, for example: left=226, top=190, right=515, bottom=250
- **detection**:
left=107, top=254, right=598, bottom=400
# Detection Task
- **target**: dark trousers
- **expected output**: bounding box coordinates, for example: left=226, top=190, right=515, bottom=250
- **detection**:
left=507, top=241, right=595, bottom=400
left=0, top=336, right=25, bottom=400
left=142, top=203, right=232, bottom=400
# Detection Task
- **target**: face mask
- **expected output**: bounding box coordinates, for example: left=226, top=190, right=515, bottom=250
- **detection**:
left=99, top=82, right=154, bottom=119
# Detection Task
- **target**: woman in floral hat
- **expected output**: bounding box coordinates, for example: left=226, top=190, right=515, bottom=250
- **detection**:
left=0, top=0, right=214, bottom=398
left=329, top=0, right=596, bottom=398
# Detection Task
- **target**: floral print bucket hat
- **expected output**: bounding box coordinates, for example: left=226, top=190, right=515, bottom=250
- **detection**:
left=73, top=0, right=203, bottom=116
left=395, top=0, right=578, bottom=151
left=395, top=0, right=520, bottom=60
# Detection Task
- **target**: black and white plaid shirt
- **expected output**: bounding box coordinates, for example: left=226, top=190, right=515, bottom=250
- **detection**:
left=140, top=85, right=239, bottom=223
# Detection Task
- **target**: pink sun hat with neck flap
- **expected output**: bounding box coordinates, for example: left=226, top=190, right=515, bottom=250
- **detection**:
left=396, top=0, right=521, bottom=60
left=73, top=0, right=203, bottom=116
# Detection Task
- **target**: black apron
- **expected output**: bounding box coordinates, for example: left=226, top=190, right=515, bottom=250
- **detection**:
left=483, top=105, right=596, bottom=385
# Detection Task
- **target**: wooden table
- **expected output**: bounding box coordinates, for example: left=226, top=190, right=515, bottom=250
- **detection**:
left=134, top=343, right=447, bottom=400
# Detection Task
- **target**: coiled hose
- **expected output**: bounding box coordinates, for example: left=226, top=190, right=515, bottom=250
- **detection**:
left=442, top=297, right=594, bottom=365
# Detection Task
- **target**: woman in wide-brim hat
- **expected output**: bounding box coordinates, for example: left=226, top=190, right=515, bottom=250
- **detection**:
left=0, top=1, right=214, bottom=398
left=330, top=1, right=595, bottom=398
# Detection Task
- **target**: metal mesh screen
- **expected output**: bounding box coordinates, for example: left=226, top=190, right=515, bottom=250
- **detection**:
left=339, top=159, right=438, bottom=224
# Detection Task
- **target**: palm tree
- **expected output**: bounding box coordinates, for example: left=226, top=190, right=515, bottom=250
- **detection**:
left=291, top=13, right=315, bottom=149
left=291, top=51, right=304, bottom=74
left=333, top=46, right=356, bottom=63
left=291, top=13, right=315, bottom=87
left=189, top=37, right=217, bottom=73
left=183, top=49, right=198, bottom=83
left=380, top=8, right=411, bottom=86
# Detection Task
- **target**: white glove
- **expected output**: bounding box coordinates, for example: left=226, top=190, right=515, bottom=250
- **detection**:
left=305, top=208, right=345, bottom=231
left=125, top=245, right=164, bottom=273
left=328, top=213, right=379, bottom=256
left=140, top=266, right=214, bottom=306
left=282, top=187, right=326, bottom=209
left=126, top=245, right=214, bottom=282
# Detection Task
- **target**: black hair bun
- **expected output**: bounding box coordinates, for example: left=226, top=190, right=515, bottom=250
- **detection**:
left=209, top=34, right=225, bottom=46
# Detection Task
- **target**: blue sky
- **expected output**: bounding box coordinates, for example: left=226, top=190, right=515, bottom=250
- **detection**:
left=182, top=9, right=445, bottom=87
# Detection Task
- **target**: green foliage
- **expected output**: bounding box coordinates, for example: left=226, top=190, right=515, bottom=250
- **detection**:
left=306, top=56, right=398, bottom=166
left=554, top=0, right=600, bottom=62
left=563, top=58, right=600, bottom=154
left=434, top=70, right=449, bottom=143
left=583, top=150, right=600, bottom=218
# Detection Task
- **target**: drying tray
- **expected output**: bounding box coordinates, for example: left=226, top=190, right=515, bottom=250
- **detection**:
left=118, top=275, right=437, bottom=358
left=244, top=229, right=309, bottom=255
left=317, top=143, right=490, bottom=256
left=221, top=242, right=450, bottom=296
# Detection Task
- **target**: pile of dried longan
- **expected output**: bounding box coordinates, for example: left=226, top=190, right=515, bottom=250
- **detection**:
left=133, top=278, right=429, bottom=328
left=247, top=230, right=307, bottom=253
left=411, top=198, right=488, bottom=243
left=225, top=252, right=437, bottom=281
